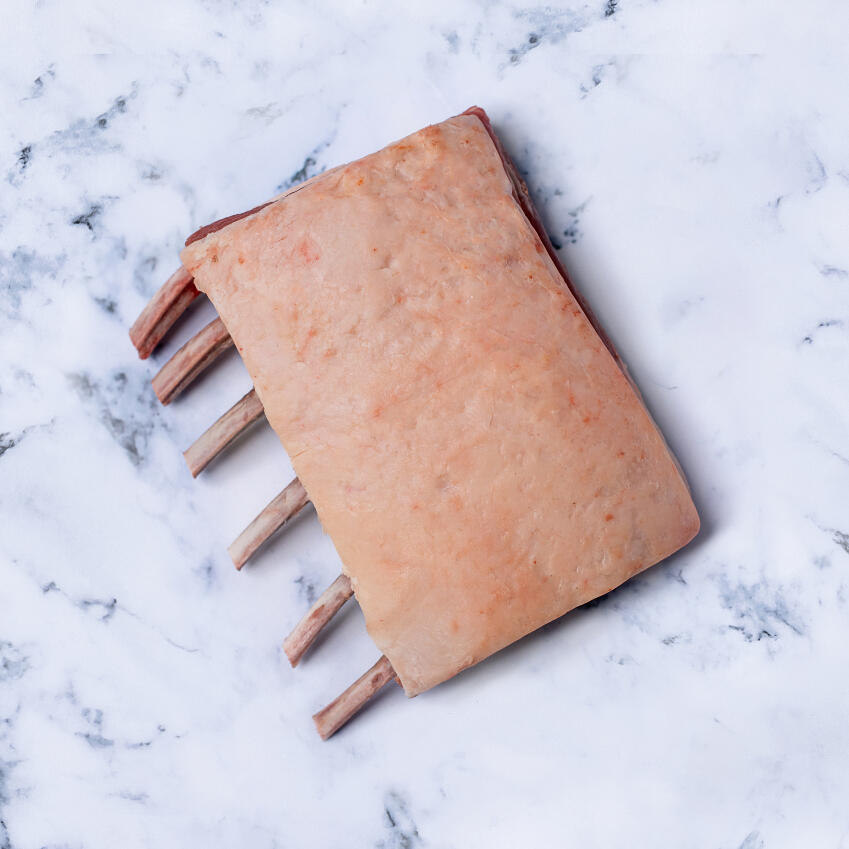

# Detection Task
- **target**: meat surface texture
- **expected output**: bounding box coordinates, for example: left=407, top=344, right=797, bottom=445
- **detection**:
left=181, top=111, right=699, bottom=696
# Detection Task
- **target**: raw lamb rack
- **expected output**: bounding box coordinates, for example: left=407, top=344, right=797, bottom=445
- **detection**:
left=130, top=107, right=699, bottom=739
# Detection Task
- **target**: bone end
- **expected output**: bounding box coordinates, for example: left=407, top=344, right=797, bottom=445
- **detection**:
left=313, top=655, right=396, bottom=740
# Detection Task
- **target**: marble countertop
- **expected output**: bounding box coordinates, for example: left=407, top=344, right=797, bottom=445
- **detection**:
left=2, top=1, right=848, bottom=846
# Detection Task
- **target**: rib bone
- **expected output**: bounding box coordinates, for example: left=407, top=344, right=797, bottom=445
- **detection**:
left=133, top=267, right=387, bottom=740
left=284, top=574, right=354, bottom=667
left=152, top=316, right=234, bottom=405
left=184, top=389, right=266, bottom=477
left=229, top=477, right=310, bottom=569
left=313, top=655, right=396, bottom=740
left=134, top=269, right=247, bottom=408
left=130, top=266, right=198, bottom=359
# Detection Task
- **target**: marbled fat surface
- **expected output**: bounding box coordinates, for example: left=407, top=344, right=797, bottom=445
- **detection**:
left=2, top=1, right=848, bottom=847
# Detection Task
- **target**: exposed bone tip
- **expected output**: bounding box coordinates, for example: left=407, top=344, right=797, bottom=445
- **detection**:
left=282, top=638, right=300, bottom=668
left=182, top=389, right=265, bottom=478
left=313, top=714, right=334, bottom=741
left=129, top=266, right=198, bottom=360
left=129, top=331, right=152, bottom=360
left=152, top=381, right=172, bottom=406
left=150, top=316, right=233, bottom=406
left=283, top=574, right=353, bottom=668
left=312, top=655, right=395, bottom=740
left=182, top=447, right=202, bottom=479
left=229, top=545, right=246, bottom=571
left=228, top=478, right=310, bottom=570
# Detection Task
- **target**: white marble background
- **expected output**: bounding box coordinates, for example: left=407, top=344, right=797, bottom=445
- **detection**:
left=2, top=1, right=848, bottom=846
